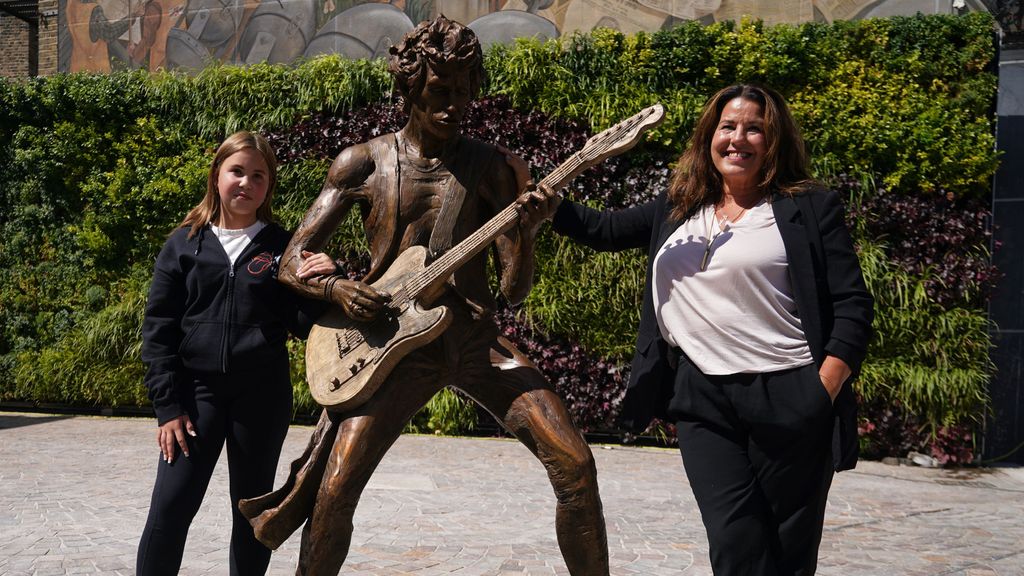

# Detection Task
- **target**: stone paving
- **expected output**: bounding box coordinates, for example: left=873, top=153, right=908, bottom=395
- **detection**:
left=1, top=411, right=1023, bottom=575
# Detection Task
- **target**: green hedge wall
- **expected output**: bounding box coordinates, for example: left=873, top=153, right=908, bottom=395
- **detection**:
left=0, top=13, right=999, bottom=450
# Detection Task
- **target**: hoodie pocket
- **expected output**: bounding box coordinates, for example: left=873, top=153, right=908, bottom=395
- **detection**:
left=178, top=321, right=221, bottom=372
left=229, top=324, right=273, bottom=368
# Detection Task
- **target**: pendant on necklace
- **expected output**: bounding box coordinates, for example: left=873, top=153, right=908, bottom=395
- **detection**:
left=700, top=242, right=712, bottom=271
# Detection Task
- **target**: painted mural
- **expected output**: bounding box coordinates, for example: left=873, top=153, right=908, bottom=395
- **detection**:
left=56, top=0, right=981, bottom=73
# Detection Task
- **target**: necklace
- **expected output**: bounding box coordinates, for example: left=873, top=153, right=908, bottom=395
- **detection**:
left=699, top=202, right=748, bottom=271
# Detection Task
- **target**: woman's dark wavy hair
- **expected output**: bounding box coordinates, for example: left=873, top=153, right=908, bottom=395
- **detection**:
left=667, top=84, right=816, bottom=222
left=387, top=15, right=485, bottom=114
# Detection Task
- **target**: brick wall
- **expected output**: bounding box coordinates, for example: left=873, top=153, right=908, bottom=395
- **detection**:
left=0, top=14, right=31, bottom=78
left=38, top=0, right=58, bottom=75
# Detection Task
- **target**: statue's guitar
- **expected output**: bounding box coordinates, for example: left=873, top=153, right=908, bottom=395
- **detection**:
left=305, top=104, right=666, bottom=411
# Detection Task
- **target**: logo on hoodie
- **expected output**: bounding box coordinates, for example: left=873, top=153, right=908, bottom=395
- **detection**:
left=248, top=252, right=274, bottom=276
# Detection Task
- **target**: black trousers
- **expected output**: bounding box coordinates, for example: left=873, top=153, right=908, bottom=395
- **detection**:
left=137, top=367, right=293, bottom=576
left=672, top=361, right=834, bottom=576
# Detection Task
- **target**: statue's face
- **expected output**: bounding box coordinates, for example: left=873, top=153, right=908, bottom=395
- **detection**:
left=408, top=64, right=472, bottom=142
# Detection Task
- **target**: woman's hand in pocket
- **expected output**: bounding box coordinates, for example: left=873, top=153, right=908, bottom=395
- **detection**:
left=818, top=356, right=852, bottom=403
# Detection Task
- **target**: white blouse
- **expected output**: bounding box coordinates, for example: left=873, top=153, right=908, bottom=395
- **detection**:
left=652, top=200, right=813, bottom=375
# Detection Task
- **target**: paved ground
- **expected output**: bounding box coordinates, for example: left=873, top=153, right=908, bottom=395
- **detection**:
left=1, top=411, right=1023, bottom=575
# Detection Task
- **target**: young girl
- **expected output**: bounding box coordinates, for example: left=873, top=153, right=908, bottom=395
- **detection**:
left=137, top=131, right=335, bottom=575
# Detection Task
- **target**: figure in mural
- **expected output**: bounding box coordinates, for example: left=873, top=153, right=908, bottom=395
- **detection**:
left=128, top=0, right=163, bottom=67
left=59, top=0, right=980, bottom=72
left=237, top=15, right=610, bottom=576
left=65, top=0, right=125, bottom=72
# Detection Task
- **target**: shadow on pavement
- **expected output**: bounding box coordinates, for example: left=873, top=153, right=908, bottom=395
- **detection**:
left=0, top=414, right=71, bottom=431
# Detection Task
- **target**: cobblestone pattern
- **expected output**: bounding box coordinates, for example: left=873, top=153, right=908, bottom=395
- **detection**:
left=1, top=412, right=1022, bottom=575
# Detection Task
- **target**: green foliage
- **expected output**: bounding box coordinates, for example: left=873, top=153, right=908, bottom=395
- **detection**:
left=403, top=388, right=479, bottom=436
left=856, top=241, right=993, bottom=430
left=276, top=158, right=368, bottom=262
left=1, top=121, right=125, bottom=364
left=0, top=70, right=153, bottom=146
left=528, top=228, right=645, bottom=361
left=287, top=339, right=318, bottom=418
left=75, top=119, right=209, bottom=270
left=145, top=57, right=392, bottom=139
left=485, top=13, right=998, bottom=200
left=8, top=267, right=150, bottom=407
left=486, top=32, right=695, bottom=146
left=790, top=62, right=997, bottom=195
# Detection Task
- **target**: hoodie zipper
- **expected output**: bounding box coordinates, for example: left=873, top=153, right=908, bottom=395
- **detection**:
left=215, top=223, right=269, bottom=374
left=221, top=264, right=236, bottom=373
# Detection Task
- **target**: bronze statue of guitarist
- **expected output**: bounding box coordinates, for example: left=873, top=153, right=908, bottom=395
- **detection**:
left=238, top=15, right=610, bottom=575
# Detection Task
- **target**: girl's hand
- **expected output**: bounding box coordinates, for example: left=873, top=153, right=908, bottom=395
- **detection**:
left=157, top=414, right=196, bottom=464
left=296, top=250, right=338, bottom=279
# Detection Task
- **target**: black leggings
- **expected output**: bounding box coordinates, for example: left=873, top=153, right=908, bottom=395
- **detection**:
left=137, top=369, right=292, bottom=576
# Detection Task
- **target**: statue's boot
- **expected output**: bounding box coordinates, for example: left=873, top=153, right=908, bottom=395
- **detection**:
left=238, top=409, right=340, bottom=549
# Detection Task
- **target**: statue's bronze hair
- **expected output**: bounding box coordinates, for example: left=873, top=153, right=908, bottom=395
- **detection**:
left=388, top=15, right=485, bottom=114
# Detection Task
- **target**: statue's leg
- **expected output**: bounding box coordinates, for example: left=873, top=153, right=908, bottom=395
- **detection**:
left=239, top=409, right=339, bottom=550
left=296, top=351, right=446, bottom=576
left=459, top=333, right=610, bottom=576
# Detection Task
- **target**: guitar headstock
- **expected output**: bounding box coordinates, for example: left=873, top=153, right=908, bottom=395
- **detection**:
left=578, top=104, right=666, bottom=165
left=539, top=103, right=666, bottom=192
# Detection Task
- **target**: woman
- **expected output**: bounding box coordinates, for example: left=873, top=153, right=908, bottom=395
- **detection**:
left=137, top=131, right=336, bottom=575
left=533, top=84, right=873, bottom=575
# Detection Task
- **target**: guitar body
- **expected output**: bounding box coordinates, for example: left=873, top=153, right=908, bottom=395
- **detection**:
left=305, top=245, right=452, bottom=411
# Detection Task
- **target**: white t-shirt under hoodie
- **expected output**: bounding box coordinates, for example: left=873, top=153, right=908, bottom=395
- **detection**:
left=210, top=220, right=266, bottom=267
left=652, top=199, right=814, bottom=375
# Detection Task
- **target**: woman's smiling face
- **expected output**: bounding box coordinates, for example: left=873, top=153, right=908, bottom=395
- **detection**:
left=711, top=97, right=768, bottom=194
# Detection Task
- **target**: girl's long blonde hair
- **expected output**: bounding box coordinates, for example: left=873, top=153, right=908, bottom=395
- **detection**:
left=667, top=84, right=816, bottom=222
left=180, top=131, right=278, bottom=238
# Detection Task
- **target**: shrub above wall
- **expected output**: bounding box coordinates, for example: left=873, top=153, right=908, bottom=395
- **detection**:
left=0, top=13, right=1000, bottom=461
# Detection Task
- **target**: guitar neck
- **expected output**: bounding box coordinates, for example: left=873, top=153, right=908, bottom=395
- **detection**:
left=405, top=153, right=589, bottom=301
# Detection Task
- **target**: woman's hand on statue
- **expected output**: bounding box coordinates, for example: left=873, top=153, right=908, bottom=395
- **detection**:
left=498, top=144, right=532, bottom=194
left=157, top=414, right=195, bottom=464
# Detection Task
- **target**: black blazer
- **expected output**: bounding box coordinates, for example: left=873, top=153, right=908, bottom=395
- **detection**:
left=552, top=188, right=874, bottom=471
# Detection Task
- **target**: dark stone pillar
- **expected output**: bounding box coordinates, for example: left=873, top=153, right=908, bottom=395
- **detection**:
left=986, top=42, right=1024, bottom=465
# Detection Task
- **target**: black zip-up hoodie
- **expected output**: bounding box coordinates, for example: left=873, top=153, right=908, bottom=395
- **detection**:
left=141, top=222, right=325, bottom=424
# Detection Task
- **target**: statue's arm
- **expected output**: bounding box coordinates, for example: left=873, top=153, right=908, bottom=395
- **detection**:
left=278, top=145, right=390, bottom=320
left=491, top=156, right=556, bottom=306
